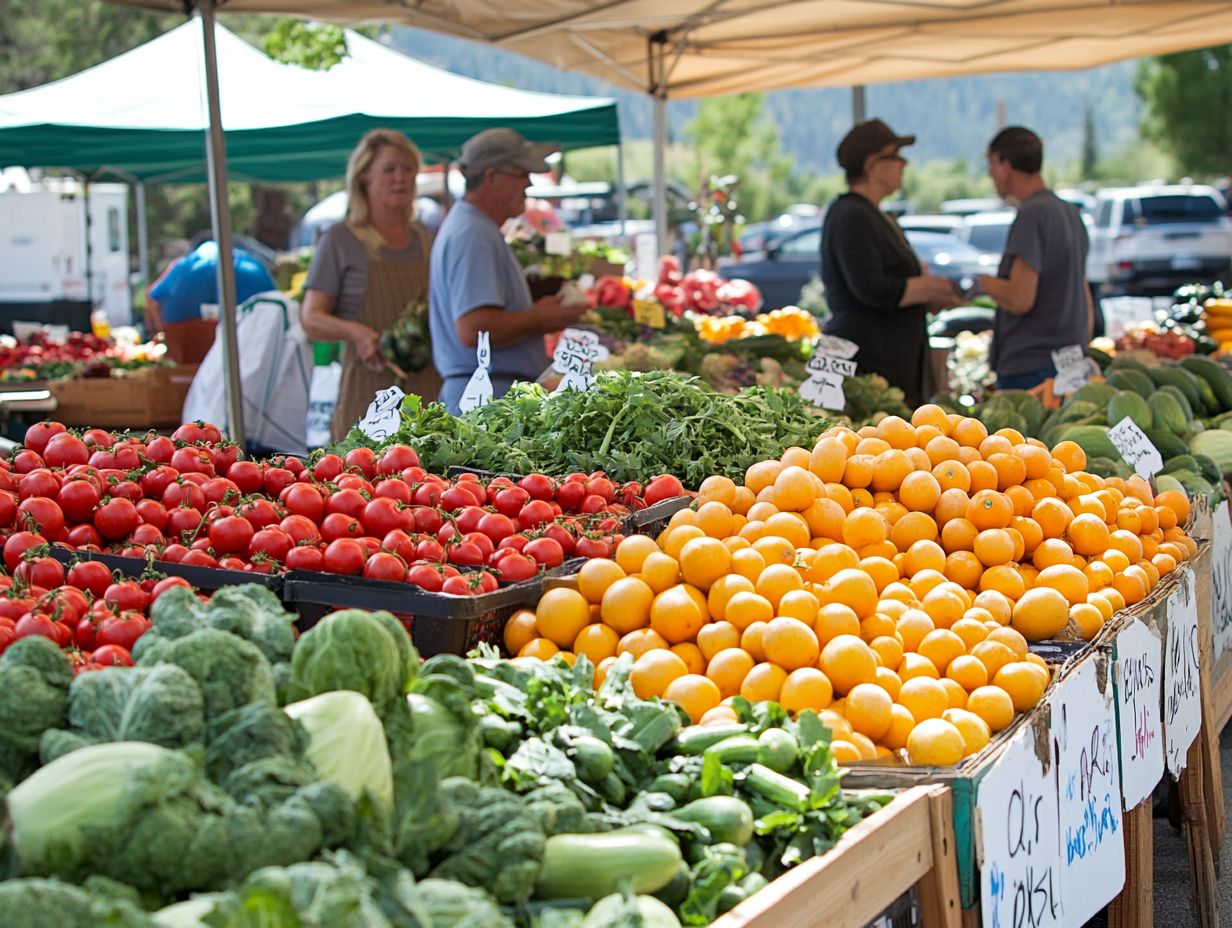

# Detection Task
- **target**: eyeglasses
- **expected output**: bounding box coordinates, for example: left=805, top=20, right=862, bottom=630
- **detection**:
left=494, top=167, right=531, bottom=182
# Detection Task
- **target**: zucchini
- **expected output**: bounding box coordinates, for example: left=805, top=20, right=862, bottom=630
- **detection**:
left=535, top=829, right=683, bottom=899
left=756, top=727, right=798, bottom=773
left=673, top=796, right=755, bottom=845
left=648, top=773, right=692, bottom=805
left=674, top=723, right=748, bottom=756
left=1181, top=355, right=1232, bottom=412
left=741, top=762, right=810, bottom=811
left=703, top=734, right=763, bottom=765
left=569, top=736, right=614, bottom=783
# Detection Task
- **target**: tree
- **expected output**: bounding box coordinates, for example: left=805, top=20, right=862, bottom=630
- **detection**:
left=1080, top=102, right=1099, bottom=181
left=1136, top=46, right=1232, bottom=178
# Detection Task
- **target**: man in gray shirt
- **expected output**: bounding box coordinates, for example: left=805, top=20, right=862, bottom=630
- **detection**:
left=977, top=127, right=1092, bottom=390
left=429, top=128, right=587, bottom=414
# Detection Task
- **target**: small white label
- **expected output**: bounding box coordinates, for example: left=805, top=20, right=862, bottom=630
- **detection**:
left=1107, top=417, right=1163, bottom=477
left=634, top=233, right=658, bottom=282
left=356, top=384, right=405, bottom=441
left=800, top=354, right=857, bottom=410
left=545, top=231, right=573, bottom=257
left=1164, top=568, right=1202, bottom=776
left=552, top=328, right=609, bottom=393
left=814, top=334, right=859, bottom=359
left=1113, top=619, right=1164, bottom=809
left=458, top=331, right=494, bottom=413
left=1051, top=345, right=1097, bottom=396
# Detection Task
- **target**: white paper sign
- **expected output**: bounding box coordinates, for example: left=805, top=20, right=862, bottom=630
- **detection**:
left=1113, top=620, right=1165, bottom=809
left=634, top=233, right=658, bottom=282
left=1212, top=500, right=1232, bottom=662
left=800, top=354, right=857, bottom=410
left=1100, top=296, right=1155, bottom=341
left=355, top=384, right=405, bottom=442
left=1050, top=344, right=1098, bottom=396
left=458, top=331, right=494, bottom=413
left=545, top=231, right=573, bottom=256
left=551, top=328, right=609, bottom=393
left=979, top=721, right=1063, bottom=928
left=1164, top=567, right=1202, bottom=776
left=1052, top=658, right=1124, bottom=926
left=1107, top=417, right=1163, bottom=478
left=813, top=334, right=859, bottom=359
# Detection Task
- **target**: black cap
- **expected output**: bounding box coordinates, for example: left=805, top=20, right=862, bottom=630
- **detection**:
left=836, top=119, right=916, bottom=174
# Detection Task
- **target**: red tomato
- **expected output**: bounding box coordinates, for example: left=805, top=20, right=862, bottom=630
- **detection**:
left=416, top=538, right=445, bottom=563
left=24, top=421, right=66, bottom=456
left=74, top=615, right=98, bottom=650
left=281, top=482, right=326, bottom=523
left=493, top=486, right=531, bottom=519
left=249, top=528, right=294, bottom=563
left=326, top=488, right=368, bottom=521
left=42, top=433, right=89, bottom=469
left=493, top=551, right=537, bottom=583
left=160, top=543, right=189, bottom=563
left=555, top=481, right=587, bottom=511
left=285, top=544, right=325, bottom=572
left=110, top=444, right=143, bottom=471
left=18, top=470, right=61, bottom=502
left=262, top=467, right=295, bottom=498
left=362, top=497, right=409, bottom=537
left=0, top=491, right=15, bottom=530
left=373, top=479, right=412, bottom=505
left=235, top=498, right=279, bottom=529
left=67, top=560, right=112, bottom=597
left=16, top=556, right=65, bottom=590
left=172, top=422, right=207, bottom=444
left=542, top=523, right=577, bottom=556
left=322, top=538, right=366, bottom=575
left=463, top=531, right=496, bottom=561
left=574, top=535, right=612, bottom=559
left=476, top=512, right=517, bottom=544
left=377, top=444, right=419, bottom=475
left=151, top=576, right=193, bottom=602
left=4, top=531, right=46, bottom=571
left=413, top=482, right=444, bottom=507
left=143, top=436, right=175, bottom=464
left=90, top=643, right=135, bottom=667
left=134, top=499, right=168, bottom=532
left=129, top=524, right=165, bottom=548
left=321, top=513, right=364, bottom=542
left=439, top=485, right=476, bottom=513
left=497, top=533, right=530, bottom=553
left=218, top=556, right=248, bottom=571
left=363, top=552, right=407, bottom=582
left=18, top=497, right=65, bottom=538
left=201, top=478, right=241, bottom=507
left=405, top=562, right=445, bottom=592
left=644, top=474, right=686, bottom=505
left=312, top=454, right=345, bottom=482
left=412, top=506, right=443, bottom=535
left=107, top=480, right=144, bottom=504
left=344, top=447, right=377, bottom=477
left=163, top=481, right=206, bottom=512
left=104, top=580, right=150, bottom=613
left=166, top=507, right=204, bottom=542
left=279, top=514, right=321, bottom=545
left=95, top=611, right=150, bottom=650
left=170, top=447, right=215, bottom=476
left=95, top=498, right=140, bottom=541
left=523, top=536, right=566, bottom=568
left=12, top=450, right=45, bottom=474
left=208, top=515, right=254, bottom=555
left=381, top=529, right=417, bottom=562
left=180, top=549, right=218, bottom=568
left=441, top=574, right=478, bottom=596
left=81, top=428, right=115, bottom=449
left=519, top=473, right=556, bottom=501
left=518, top=500, right=555, bottom=531
left=447, top=540, right=485, bottom=566
left=54, top=480, right=99, bottom=524
left=456, top=505, right=488, bottom=535
left=13, top=611, right=60, bottom=642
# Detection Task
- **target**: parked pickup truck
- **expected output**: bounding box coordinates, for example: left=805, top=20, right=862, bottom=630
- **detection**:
left=1087, top=184, right=1232, bottom=296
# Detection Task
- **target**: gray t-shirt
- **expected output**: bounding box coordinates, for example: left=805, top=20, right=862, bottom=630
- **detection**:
left=304, top=222, right=426, bottom=321
left=428, top=201, right=546, bottom=402
left=990, top=190, right=1090, bottom=377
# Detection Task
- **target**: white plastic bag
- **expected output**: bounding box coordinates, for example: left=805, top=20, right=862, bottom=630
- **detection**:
left=181, top=291, right=313, bottom=455
left=305, top=363, right=341, bottom=450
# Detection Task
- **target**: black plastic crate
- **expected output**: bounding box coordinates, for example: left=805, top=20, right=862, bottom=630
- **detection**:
left=624, top=495, right=693, bottom=536
left=50, top=545, right=284, bottom=595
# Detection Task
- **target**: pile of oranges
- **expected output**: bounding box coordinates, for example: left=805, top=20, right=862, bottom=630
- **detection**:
left=505, top=405, right=1197, bottom=767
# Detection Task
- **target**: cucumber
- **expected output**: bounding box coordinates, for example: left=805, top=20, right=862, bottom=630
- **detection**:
left=703, top=734, right=763, bottom=765
left=674, top=723, right=747, bottom=756
left=648, top=773, right=693, bottom=805
left=756, top=727, right=798, bottom=773
left=673, top=796, right=755, bottom=846
left=569, top=736, right=615, bottom=783
left=535, top=829, right=683, bottom=899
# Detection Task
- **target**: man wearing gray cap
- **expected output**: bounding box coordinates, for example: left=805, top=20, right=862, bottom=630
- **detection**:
left=429, top=128, right=587, bottom=413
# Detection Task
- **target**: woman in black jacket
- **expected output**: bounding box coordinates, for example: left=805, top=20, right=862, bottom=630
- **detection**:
left=821, top=120, right=958, bottom=408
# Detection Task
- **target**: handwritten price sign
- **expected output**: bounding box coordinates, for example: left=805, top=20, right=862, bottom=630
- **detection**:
left=800, top=354, right=857, bottom=411
left=979, top=721, right=1063, bottom=928
left=1107, top=417, right=1163, bottom=478
left=1052, top=657, right=1124, bottom=926
left=356, top=385, right=405, bottom=442
left=1164, top=567, right=1202, bottom=776
left=551, top=328, right=609, bottom=393
left=1113, top=620, right=1164, bottom=809
left=1212, top=500, right=1232, bottom=663
left=1050, top=344, right=1098, bottom=396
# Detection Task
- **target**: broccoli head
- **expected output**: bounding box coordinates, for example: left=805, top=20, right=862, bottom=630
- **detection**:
left=205, top=702, right=308, bottom=785
left=204, top=585, right=297, bottom=665
left=414, top=879, right=513, bottom=928
left=137, top=628, right=276, bottom=723
left=288, top=610, right=418, bottom=716
left=0, top=636, right=72, bottom=782
left=134, top=586, right=209, bottom=662
left=0, top=877, right=154, bottom=928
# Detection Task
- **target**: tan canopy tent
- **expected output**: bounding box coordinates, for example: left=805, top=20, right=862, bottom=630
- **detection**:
left=101, top=0, right=1232, bottom=441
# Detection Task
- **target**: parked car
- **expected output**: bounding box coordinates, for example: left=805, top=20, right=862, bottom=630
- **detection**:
left=957, top=210, right=1017, bottom=265
left=1087, top=184, right=1232, bottom=295
left=898, top=214, right=964, bottom=236
left=718, top=224, right=986, bottom=310
left=738, top=204, right=822, bottom=253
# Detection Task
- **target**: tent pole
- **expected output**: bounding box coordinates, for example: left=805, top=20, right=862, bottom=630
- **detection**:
left=615, top=143, right=627, bottom=239
left=135, top=183, right=150, bottom=288
left=198, top=0, right=246, bottom=446
left=650, top=33, right=668, bottom=258
left=852, top=85, right=866, bottom=124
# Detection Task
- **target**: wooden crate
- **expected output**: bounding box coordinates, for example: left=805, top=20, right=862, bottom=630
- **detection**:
left=48, top=364, right=197, bottom=429
left=710, top=784, right=960, bottom=928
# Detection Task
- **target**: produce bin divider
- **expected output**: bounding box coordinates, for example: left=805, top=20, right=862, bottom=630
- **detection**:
left=626, top=494, right=693, bottom=536
left=50, top=545, right=284, bottom=595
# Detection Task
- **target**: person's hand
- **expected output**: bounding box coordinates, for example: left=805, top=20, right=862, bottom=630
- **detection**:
left=352, top=323, right=383, bottom=368
left=532, top=295, right=587, bottom=333
left=919, top=275, right=961, bottom=306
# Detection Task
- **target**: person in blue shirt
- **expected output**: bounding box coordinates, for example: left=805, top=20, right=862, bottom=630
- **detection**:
left=429, top=128, right=587, bottom=414
left=150, top=240, right=276, bottom=326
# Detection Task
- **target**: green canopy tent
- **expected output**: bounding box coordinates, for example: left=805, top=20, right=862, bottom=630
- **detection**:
left=0, top=18, right=620, bottom=442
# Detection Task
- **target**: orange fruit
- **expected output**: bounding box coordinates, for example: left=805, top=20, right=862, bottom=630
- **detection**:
left=573, top=623, right=620, bottom=664
left=875, top=665, right=903, bottom=700
left=578, top=558, right=627, bottom=604
left=698, top=474, right=739, bottom=507
left=593, top=655, right=616, bottom=688
left=897, top=610, right=936, bottom=652
left=877, top=415, right=917, bottom=449
left=890, top=511, right=940, bottom=551
left=905, top=718, right=967, bottom=765
left=950, top=617, right=991, bottom=649
left=678, top=537, right=732, bottom=591
left=537, top=587, right=594, bottom=647
left=1032, top=537, right=1075, bottom=570
left=745, top=459, right=784, bottom=495
left=912, top=404, right=953, bottom=433
left=803, top=499, right=847, bottom=542
left=1112, top=565, right=1150, bottom=605
left=967, top=490, right=1014, bottom=530
left=935, top=487, right=972, bottom=525
left=862, top=609, right=898, bottom=638
left=943, top=708, right=992, bottom=756
left=953, top=417, right=989, bottom=448
left=899, top=471, right=942, bottom=513
left=778, top=588, right=821, bottom=624
left=900, top=652, right=942, bottom=680
left=947, top=654, right=990, bottom=691
left=706, top=647, right=757, bottom=698
left=809, top=437, right=849, bottom=483
left=941, top=517, right=978, bottom=553
left=825, top=567, right=879, bottom=618
left=973, top=528, right=1015, bottom=567
left=870, top=635, right=905, bottom=672
left=1051, top=440, right=1086, bottom=474
left=773, top=465, right=819, bottom=512
left=616, top=535, right=662, bottom=575
left=618, top=627, right=670, bottom=659
left=1034, top=564, right=1089, bottom=606
left=845, top=683, right=894, bottom=740
left=918, top=629, right=966, bottom=675
left=985, top=626, right=1029, bottom=658
left=1155, top=489, right=1191, bottom=526
left=831, top=740, right=863, bottom=764
left=697, top=620, right=742, bottom=661
left=741, top=621, right=769, bottom=662
left=988, top=452, right=1028, bottom=490
left=842, top=508, right=889, bottom=549
left=1070, top=603, right=1105, bottom=640
left=994, top=662, right=1049, bottom=711
left=860, top=556, right=900, bottom=593
left=695, top=501, right=735, bottom=539
left=730, top=547, right=767, bottom=583
left=940, top=677, right=969, bottom=709
left=518, top=637, right=560, bottom=660
left=740, top=661, right=789, bottom=702
left=820, top=634, right=878, bottom=695
left=599, top=576, right=656, bottom=634
left=968, top=461, right=1000, bottom=493
left=1010, top=516, right=1043, bottom=555
left=504, top=609, right=540, bottom=655
left=1108, top=529, right=1144, bottom=563
left=944, top=551, right=984, bottom=590
left=883, top=704, right=917, bottom=751
left=762, top=617, right=821, bottom=671
left=814, top=603, right=861, bottom=644
left=649, top=584, right=708, bottom=643
left=978, top=565, right=1026, bottom=602
left=664, top=674, right=722, bottom=723
left=1067, top=513, right=1111, bottom=557
left=725, top=591, right=775, bottom=631
left=700, top=705, right=740, bottom=725
left=1010, top=587, right=1069, bottom=641
left=898, top=677, right=949, bottom=722
left=904, top=539, right=947, bottom=576
left=707, top=574, right=755, bottom=622
left=973, top=590, right=1012, bottom=625
left=630, top=648, right=688, bottom=698
left=870, top=450, right=915, bottom=493
left=640, top=552, right=682, bottom=594
left=672, top=642, right=707, bottom=674
left=967, top=685, right=1015, bottom=732
left=971, top=640, right=1017, bottom=678
left=661, top=524, right=706, bottom=561
left=920, top=585, right=967, bottom=629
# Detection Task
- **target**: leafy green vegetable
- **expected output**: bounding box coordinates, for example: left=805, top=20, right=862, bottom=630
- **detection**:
left=288, top=610, right=417, bottom=716
left=284, top=691, right=394, bottom=809
left=416, top=878, right=513, bottom=928
left=203, top=586, right=298, bottom=666
left=0, top=637, right=72, bottom=783
left=137, top=628, right=276, bottom=724
left=0, top=877, right=154, bottom=928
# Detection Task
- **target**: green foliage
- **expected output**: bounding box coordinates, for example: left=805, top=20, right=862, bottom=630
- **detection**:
left=288, top=609, right=418, bottom=716
left=137, top=628, right=277, bottom=725
left=259, top=20, right=350, bottom=71
left=0, top=877, right=154, bottom=928
left=0, top=637, right=72, bottom=784
left=1136, top=47, right=1232, bottom=178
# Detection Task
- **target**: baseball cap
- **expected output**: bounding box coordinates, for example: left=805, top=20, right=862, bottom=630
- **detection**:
left=836, top=119, right=916, bottom=174
left=458, top=128, right=560, bottom=177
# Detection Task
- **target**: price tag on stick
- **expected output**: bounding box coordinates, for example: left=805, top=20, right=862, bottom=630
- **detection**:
left=1051, top=344, right=1097, bottom=396
left=552, top=328, right=609, bottom=393
left=355, top=385, right=405, bottom=442
left=800, top=354, right=857, bottom=410
left=459, top=332, right=494, bottom=413
left=1107, top=417, right=1163, bottom=478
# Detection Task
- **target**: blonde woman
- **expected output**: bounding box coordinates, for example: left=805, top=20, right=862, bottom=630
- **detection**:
left=302, top=129, right=441, bottom=441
